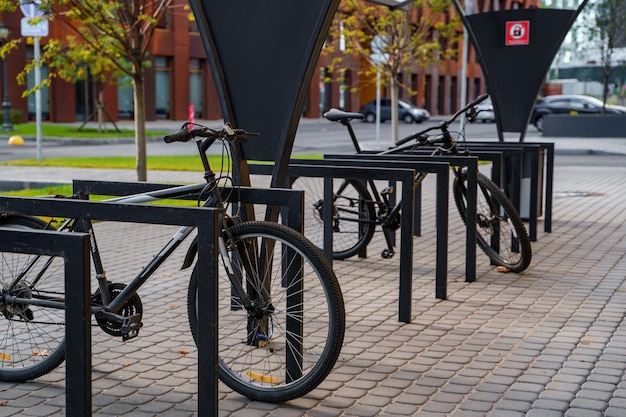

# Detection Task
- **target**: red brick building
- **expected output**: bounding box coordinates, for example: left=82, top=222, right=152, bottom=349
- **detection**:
left=0, top=0, right=539, bottom=123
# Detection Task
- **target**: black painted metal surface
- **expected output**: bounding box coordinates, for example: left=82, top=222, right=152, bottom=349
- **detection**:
left=188, top=0, right=340, bottom=190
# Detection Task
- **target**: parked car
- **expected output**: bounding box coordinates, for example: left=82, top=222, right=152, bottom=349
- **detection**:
left=359, top=98, right=430, bottom=124
left=469, top=97, right=495, bottom=123
left=531, top=94, right=626, bottom=131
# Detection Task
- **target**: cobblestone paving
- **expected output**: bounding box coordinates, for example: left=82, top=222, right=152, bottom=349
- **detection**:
left=1, top=154, right=626, bottom=416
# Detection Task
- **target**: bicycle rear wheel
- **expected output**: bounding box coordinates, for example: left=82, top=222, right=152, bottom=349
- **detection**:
left=187, top=221, right=345, bottom=403
left=0, top=215, right=67, bottom=382
left=291, top=177, right=376, bottom=260
left=453, top=171, right=532, bottom=273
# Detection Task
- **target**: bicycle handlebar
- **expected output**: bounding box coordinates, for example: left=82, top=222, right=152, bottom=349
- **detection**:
left=163, top=122, right=259, bottom=144
left=396, top=93, right=489, bottom=146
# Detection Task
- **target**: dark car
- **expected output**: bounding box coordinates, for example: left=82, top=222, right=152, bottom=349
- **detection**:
left=359, top=98, right=430, bottom=124
left=531, top=94, right=626, bottom=131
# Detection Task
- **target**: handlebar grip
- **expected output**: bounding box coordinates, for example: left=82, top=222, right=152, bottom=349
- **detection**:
left=164, top=130, right=192, bottom=143
left=471, top=93, right=489, bottom=107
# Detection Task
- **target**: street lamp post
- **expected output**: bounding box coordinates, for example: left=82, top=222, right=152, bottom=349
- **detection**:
left=0, top=22, right=12, bottom=131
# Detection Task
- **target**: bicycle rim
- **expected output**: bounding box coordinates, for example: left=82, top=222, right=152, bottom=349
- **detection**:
left=188, top=221, right=345, bottom=403
left=291, top=176, right=376, bottom=260
left=453, top=172, right=532, bottom=272
left=0, top=216, right=67, bottom=382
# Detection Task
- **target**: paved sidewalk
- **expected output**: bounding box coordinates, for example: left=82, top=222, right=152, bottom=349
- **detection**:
left=1, top=153, right=626, bottom=416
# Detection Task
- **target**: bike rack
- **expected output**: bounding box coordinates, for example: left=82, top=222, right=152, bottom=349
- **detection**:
left=0, top=196, right=220, bottom=416
left=465, top=142, right=554, bottom=241
left=249, top=162, right=433, bottom=323
left=291, top=157, right=453, bottom=298
left=352, top=153, right=481, bottom=283
left=71, top=180, right=305, bottom=234
left=0, top=227, right=90, bottom=416
left=72, top=180, right=309, bottom=384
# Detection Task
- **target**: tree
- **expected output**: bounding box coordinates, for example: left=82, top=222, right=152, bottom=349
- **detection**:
left=330, top=0, right=460, bottom=145
left=20, top=35, right=124, bottom=133
left=593, top=0, right=626, bottom=109
left=0, top=0, right=173, bottom=181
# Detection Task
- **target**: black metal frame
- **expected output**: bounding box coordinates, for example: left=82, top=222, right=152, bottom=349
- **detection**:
left=334, top=153, right=481, bottom=283
left=0, top=196, right=220, bottom=416
left=463, top=141, right=554, bottom=241
left=451, top=1, right=590, bottom=141
left=250, top=161, right=449, bottom=323
left=0, top=227, right=90, bottom=415
left=187, top=0, right=340, bottom=193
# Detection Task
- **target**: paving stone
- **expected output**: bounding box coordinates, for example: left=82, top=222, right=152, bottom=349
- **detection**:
left=6, top=157, right=626, bottom=416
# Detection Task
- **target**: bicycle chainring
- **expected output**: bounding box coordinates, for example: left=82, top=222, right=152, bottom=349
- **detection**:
left=386, top=213, right=402, bottom=231
left=94, top=282, right=143, bottom=337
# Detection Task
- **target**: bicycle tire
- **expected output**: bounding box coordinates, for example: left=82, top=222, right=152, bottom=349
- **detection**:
left=187, top=221, right=345, bottom=403
left=291, top=177, right=376, bottom=260
left=0, top=215, right=67, bottom=382
left=453, top=171, right=532, bottom=273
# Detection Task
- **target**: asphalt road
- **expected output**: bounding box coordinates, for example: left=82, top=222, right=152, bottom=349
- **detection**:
left=0, top=118, right=536, bottom=162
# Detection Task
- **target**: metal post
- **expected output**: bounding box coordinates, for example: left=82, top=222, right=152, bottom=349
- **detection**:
left=0, top=22, right=12, bottom=131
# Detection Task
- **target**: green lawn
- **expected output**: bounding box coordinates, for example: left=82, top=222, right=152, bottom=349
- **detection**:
left=1, top=154, right=321, bottom=171
left=7, top=123, right=169, bottom=138
left=3, top=155, right=206, bottom=171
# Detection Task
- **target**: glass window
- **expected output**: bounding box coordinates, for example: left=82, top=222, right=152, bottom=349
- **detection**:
left=157, top=11, right=170, bottom=29
left=118, top=75, right=134, bottom=120
left=155, top=57, right=171, bottom=119
left=189, top=59, right=203, bottom=118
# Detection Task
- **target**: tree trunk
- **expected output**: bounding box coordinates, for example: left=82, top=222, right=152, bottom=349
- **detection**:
left=390, top=77, right=400, bottom=146
left=97, top=88, right=105, bottom=133
left=133, top=76, right=148, bottom=182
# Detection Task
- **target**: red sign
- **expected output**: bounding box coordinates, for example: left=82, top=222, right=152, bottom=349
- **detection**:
left=505, top=21, right=530, bottom=46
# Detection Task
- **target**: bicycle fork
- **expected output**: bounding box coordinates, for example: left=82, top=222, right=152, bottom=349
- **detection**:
left=219, top=227, right=275, bottom=348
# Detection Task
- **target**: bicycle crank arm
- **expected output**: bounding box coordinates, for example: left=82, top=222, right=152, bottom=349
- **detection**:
left=95, top=309, right=143, bottom=341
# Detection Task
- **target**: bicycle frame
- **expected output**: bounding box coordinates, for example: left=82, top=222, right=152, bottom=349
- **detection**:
left=325, top=98, right=486, bottom=258
left=6, top=137, right=257, bottom=336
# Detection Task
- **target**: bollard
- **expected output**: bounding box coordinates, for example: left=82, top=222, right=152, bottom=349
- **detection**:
left=8, top=135, right=24, bottom=145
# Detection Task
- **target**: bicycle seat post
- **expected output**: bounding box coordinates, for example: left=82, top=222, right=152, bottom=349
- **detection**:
left=343, top=120, right=363, bottom=154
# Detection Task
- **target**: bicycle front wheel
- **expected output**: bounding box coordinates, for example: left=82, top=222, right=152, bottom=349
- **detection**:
left=187, top=221, right=345, bottom=403
left=453, top=171, right=532, bottom=273
left=291, top=176, right=376, bottom=260
left=0, top=215, right=67, bottom=382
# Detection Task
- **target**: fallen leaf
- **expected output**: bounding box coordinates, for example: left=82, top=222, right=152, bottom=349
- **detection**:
left=178, top=350, right=189, bottom=355
left=497, top=266, right=509, bottom=273
left=33, top=350, right=49, bottom=357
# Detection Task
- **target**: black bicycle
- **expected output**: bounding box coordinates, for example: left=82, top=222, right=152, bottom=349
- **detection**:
left=292, top=94, right=532, bottom=273
left=0, top=123, right=345, bottom=403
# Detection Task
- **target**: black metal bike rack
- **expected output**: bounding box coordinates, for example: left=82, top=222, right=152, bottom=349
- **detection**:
left=466, top=141, right=554, bottom=241
left=0, top=196, right=220, bottom=416
left=71, top=180, right=305, bottom=234
left=297, top=157, right=454, bottom=297
left=249, top=161, right=448, bottom=323
left=0, top=227, right=90, bottom=416
left=346, top=153, right=481, bottom=283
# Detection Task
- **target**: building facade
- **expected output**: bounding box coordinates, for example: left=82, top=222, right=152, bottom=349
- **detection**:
left=1, top=0, right=539, bottom=124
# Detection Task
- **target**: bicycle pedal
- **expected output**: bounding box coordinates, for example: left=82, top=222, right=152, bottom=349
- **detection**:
left=120, top=314, right=143, bottom=341
left=381, top=187, right=394, bottom=196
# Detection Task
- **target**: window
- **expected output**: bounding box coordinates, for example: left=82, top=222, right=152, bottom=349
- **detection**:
left=157, top=11, right=170, bottom=29
left=118, top=75, right=134, bottom=120
left=155, top=57, right=171, bottom=119
left=189, top=59, right=203, bottom=118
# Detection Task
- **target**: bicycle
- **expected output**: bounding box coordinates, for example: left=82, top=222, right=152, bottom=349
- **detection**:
left=0, top=123, right=345, bottom=403
left=292, top=94, right=532, bottom=273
